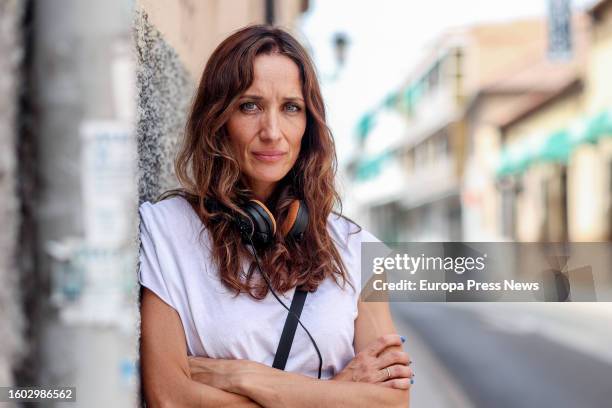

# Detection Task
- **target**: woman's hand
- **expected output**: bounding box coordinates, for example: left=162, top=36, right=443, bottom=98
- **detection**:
left=332, top=334, right=413, bottom=390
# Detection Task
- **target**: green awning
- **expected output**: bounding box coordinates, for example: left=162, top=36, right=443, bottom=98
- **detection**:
left=536, top=129, right=571, bottom=163
left=356, top=112, right=376, bottom=142
left=412, top=80, right=425, bottom=102
left=601, top=109, right=612, bottom=138
left=586, top=109, right=612, bottom=142
left=355, top=151, right=392, bottom=181
left=496, top=140, right=534, bottom=177
left=569, top=109, right=612, bottom=146
left=400, top=87, right=414, bottom=113
left=497, top=130, right=568, bottom=177
left=383, top=91, right=399, bottom=109
left=568, top=118, right=591, bottom=146
left=497, top=108, right=612, bottom=178
left=400, top=81, right=425, bottom=113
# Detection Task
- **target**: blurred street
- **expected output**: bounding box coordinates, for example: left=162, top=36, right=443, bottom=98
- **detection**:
left=392, top=309, right=474, bottom=408
left=393, top=303, right=612, bottom=408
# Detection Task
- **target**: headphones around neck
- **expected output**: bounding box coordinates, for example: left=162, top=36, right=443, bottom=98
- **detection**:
left=236, top=199, right=309, bottom=247
left=204, top=195, right=321, bottom=378
left=205, top=197, right=309, bottom=247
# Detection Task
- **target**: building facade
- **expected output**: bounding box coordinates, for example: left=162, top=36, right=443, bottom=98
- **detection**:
left=348, top=19, right=570, bottom=242
left=495, top=3, right=612, bottom=242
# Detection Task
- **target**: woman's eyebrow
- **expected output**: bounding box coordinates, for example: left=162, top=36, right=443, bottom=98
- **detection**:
left=240, top=94, right=304, bottom=103
left=284, top=96, right=305, bottom=103
left=240, top=94, right=264, bottom=100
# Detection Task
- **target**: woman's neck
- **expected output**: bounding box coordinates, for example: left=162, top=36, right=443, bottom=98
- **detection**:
left=250, top=180, right=277, bottom=204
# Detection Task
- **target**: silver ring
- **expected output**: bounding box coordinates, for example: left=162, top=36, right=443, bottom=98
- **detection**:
left=386, top=367, right=391, bottom=379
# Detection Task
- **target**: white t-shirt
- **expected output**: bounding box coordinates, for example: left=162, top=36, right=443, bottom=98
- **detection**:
left=138, top=196, right=378, bottom=379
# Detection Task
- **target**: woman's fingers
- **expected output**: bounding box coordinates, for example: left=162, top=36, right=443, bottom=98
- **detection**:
left=376, top=349, right=411, bottom=369
left=379, top=378, right=413, bottom=390
left=335, top=334, right=413, bottom=386
left=378, top=364, right=413, bottom=382
left=377, top=364, right=413, bottom=383
left=365, top=334, right=403, bottom=357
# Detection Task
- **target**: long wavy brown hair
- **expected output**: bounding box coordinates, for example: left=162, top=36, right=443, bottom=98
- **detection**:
left=159, top=25, right=355, bottom=299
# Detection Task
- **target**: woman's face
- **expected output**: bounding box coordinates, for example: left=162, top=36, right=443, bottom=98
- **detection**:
left=226, top=53, right=307, bottom=201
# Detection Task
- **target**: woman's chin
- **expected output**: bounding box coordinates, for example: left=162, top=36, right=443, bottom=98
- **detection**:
left=251, top=174, right=286, bottom=185
left=249, top=168, right=291, bottom=184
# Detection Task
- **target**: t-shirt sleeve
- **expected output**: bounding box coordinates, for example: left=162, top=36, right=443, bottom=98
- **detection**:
left=354, top=228, right=381, bottom=292
left=138, top=202, right=177, bottom=310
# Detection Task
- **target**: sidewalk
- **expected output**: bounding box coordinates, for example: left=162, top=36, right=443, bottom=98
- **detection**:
left=391, top=306, right=474, bottom=408
left=393, top=302, right=612, bottom=408
left=447, top=303, right=612, bottom=365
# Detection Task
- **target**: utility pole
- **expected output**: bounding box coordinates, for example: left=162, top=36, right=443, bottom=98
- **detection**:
left=28, top=1, right=138, bottom=406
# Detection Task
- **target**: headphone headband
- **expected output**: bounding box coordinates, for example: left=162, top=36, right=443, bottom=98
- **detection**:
left=206, top=197, right=308, bottom=247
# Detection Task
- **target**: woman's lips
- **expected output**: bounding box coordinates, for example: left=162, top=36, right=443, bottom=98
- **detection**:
left=252, top=151, right=287, bottom=162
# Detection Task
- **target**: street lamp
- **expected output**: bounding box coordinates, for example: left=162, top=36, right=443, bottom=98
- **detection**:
left=326, top=31, right=349, bottom=82
left=333, top=32, right=349, bottom=68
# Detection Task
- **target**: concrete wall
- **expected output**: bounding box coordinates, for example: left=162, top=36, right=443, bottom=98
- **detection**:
left=134, top=8, right=192, bottom=204
left=137, top=0, right=306, bottom=81
left=137, top=0, right=265, bottom=81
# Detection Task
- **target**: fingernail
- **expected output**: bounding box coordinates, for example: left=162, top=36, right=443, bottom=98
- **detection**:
left=410, top=378, right=415, bottom=385
left=400, top=335, right=406, bottom=343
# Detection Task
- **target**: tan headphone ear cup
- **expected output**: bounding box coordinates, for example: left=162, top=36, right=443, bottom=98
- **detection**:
left=281, top=200, right=300, bottom=236
left=249, top=199, right=277, bottom=236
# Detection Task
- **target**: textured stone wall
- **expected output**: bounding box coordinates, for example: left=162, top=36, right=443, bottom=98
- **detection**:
left=0, top=0, right=25, bottom=389
left=134, top=10, right=195, bottom=405
left=134, top=8, right=194, bottom=204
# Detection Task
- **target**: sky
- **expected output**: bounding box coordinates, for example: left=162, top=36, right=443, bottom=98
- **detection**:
left=298, top=0, right=598, bottom=165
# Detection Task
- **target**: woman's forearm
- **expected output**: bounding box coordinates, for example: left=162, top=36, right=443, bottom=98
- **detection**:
left=232, top=369, right=409, bottom=408
left=150, top=376, right=261, bottom=408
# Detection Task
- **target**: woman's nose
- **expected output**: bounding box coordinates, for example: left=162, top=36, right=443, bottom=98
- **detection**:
left=259, top=111, right=282, bottom=141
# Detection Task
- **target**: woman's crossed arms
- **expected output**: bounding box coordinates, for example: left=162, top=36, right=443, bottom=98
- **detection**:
left=141, top=287, right=413, bottom=408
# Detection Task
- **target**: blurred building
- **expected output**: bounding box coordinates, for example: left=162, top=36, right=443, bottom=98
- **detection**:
left=348, top=29, right=470, bottom=241
left=347, top=3, right=612, bottom=244
left=569, top=0, right=612, bottom=241
left=469, top=14, right=589, bottom=242
left=348, top=18, right=581, bottom=242
left=495, top=1, right=612, bottom=242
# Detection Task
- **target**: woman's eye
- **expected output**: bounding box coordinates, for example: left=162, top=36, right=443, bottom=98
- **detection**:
left=285, top=103, right=301, bottom=113
left=240, top=102, right=258, bottom=112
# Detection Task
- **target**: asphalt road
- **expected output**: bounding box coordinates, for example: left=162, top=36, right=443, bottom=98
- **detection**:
left=393, top=303, right=612, bottom=408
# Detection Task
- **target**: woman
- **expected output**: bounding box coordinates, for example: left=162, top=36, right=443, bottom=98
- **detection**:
left=139, top=25, right=414, bottom=407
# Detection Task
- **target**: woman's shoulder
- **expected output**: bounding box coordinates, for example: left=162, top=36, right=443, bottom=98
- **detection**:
left=326, top=212, right=380, bottom=252
left=140, top=194, right=193, bottom=217
left=139, top=195, right=205, bottom=243
left=140, top=194, right=199, bottom=220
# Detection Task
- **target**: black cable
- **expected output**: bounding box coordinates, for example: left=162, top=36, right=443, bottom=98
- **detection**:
left=246, top=237, right=323, bottom=380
